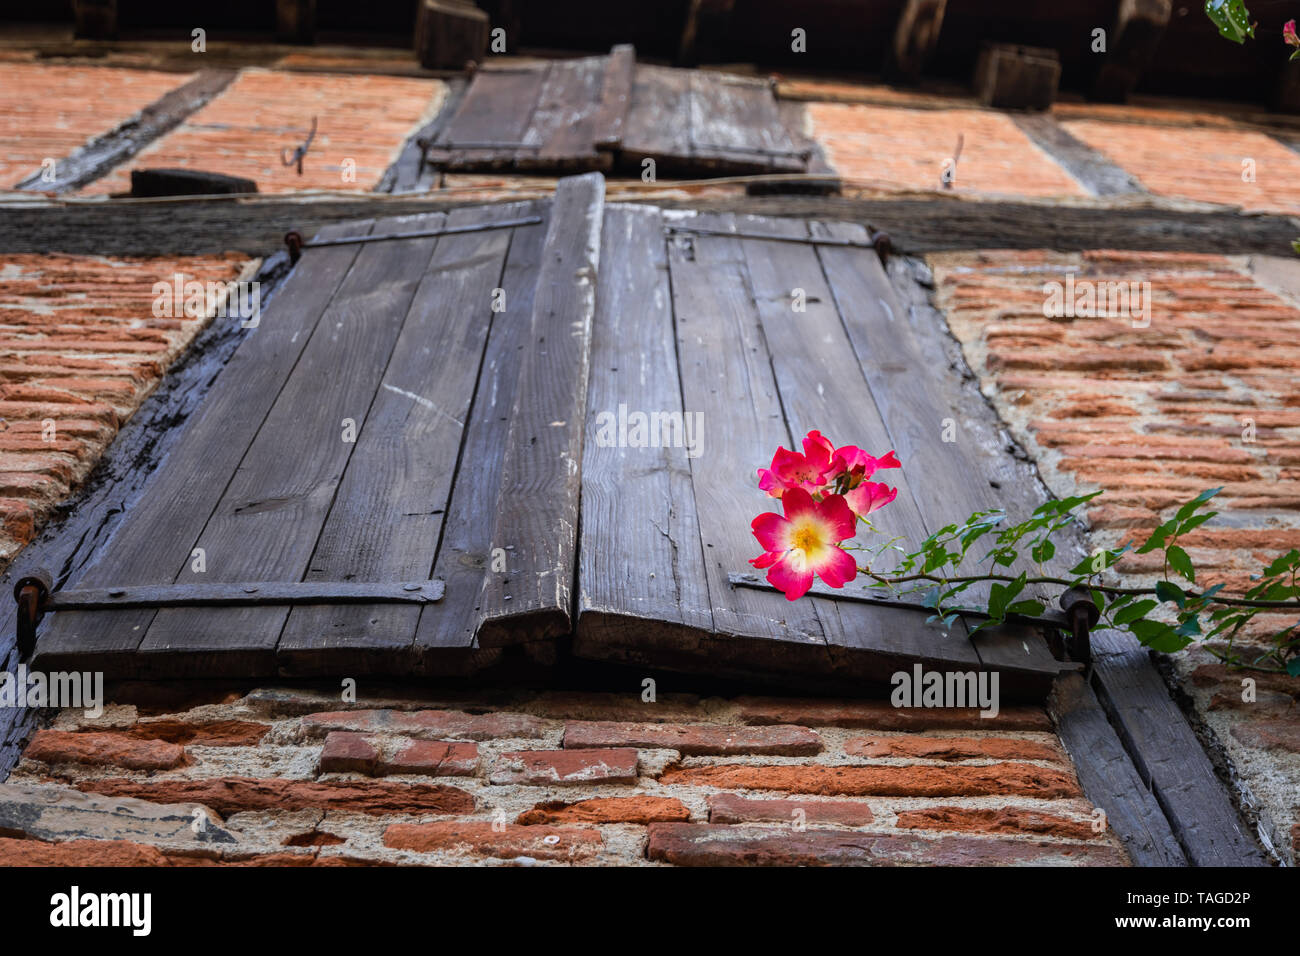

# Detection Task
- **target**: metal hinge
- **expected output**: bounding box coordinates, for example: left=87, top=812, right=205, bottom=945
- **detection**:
left=283, top=215, right=542, bottom=263
left=12, top=568, right=443, bottom=658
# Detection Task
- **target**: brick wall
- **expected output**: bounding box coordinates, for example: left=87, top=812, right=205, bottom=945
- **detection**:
left=932, top=249, right=1300, bottom=863
left=81, top=69, right=445, bottom=196
left=0, top=685, right=1127, bottom=866
left=0, top=252, right=253, bottom=567
left=0, top=63, right=186, bottom=189
left=806, top=102, right=1087, bottom=198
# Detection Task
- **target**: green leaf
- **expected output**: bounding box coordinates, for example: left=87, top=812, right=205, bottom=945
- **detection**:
left=1136, top=521, right=1176, bottom=555
left=1068, top=548, right=1125, bottom=576
left=1177, top=512, right=1216, bottom=536
left=1174, top=487, right=1221, bottom=523
left=1287, top=658, right=1300, bottom=677
left=1204, top=0, right=1255, bottom=44
left=1166, top=545, right=1195, bottom=583
left=1006, top=599, right=1046, bottom=618
left=1264, top=549, right=1300, bottom=578
left=1130, top=618, right=1191, bottom=652
left=988, top=573, right=1027, bottom=620
left=1113, top=599, right=1159, bottom=626
left=1155, top=580, right=1186, bottom=607
left=1031, top=538, right=1055, bottom=563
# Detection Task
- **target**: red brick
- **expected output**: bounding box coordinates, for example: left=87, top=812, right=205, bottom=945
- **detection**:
left=894, top=806, right=1100, bottom=840
left=517, top=796, right=690, bottom=825
left=491, top=749, right=639, bottom=786
left=76, top=777, right=475, bottom=816
left=1229, top=720, right=1300, bottom=754
left=563, top=720, right=821, bottom=756
left=23, top=729, right=187, bottom=771
left=707, top=793, right=874, bottom=827
left=384, top=822, right=603, bottom=860
left=319, top=732, right=379, bottom=774
left=645, top=823, right=1127, bottom=866
left=301, top=708, right=546, bottom=741
left=844, top=735, right=1064, bottom=762
left=658, top=763, right=1080, bottom=798
left=735, top=697, right=1050, bottom=731
left=120, top=719, right=270, bottom=746
left=381, top=739, right=479, bottom=777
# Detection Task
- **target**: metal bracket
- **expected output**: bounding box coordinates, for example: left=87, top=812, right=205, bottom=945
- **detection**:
left=730, top=572, right=1099, bottom=663
left=12, top=569, right=443, bottom=659
left=728, top=571, right=1070, bottom=629
left=284, top=215, right=542, bottom=264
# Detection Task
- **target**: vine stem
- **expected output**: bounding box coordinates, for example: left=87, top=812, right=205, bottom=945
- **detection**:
left=854, top=567, right=1299, bottom=610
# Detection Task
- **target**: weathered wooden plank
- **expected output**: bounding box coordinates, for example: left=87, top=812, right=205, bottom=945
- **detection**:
left=1010, top=113, right=1143, bottom=197
left=410, top=202, right=549, bottom=669
left=134, top=215, right=444, bottom=676
left=33, top=222, right=370, bottom=675
left=664, top=211, right=827, bottom=662
left=1094, top=0, right=1171, bottom=103
left=573, top=203, right=714, bottom=660
left=746, top=99, right=841, bottom=195
left=528, top=56, right=611, bottom=169
left=619, top=64, right=693, bottom=175
left=729, top=211, right=981, bottom=677
left=476, top=173, right=605, bottom=648
left=1048, top=672, right=1186, bottom=866
left=1090, top=630, right=1267, bottom=866
left=276, top=202, right=526, bottom=675
left=886, top=0, right=948, bottom=84
left=7, top=193, right=1296, bottom=259
left=687, top=72, right=804, bottom=174
left=430, top=65, right=546, bottom=169
left=13, top=70, right=236, bottom=193
left=591, top=44, right=636, bottom=149
left=812, top=222, right=1063, bottom=689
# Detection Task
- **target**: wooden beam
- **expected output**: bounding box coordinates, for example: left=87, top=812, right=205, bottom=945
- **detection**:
left=73, top=0, right=117, bottom=40
left=14, top=70, right=236, bottom=195
left=886, top=0, right=947, bottom=85
left=415, top=0, right=490, bottom=70
left=974, top=43, right=1060, bottom=111
left=275, top=0, right=317, bottom=44
left=1010, top=113, right=1144, bottom=196
left=1049, top=673, right=1187, bottom=865
left=1093, top=0, right=1171, bottom=103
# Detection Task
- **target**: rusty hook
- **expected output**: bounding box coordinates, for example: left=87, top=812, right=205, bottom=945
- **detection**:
left=280, top=116, right=317, bottom=176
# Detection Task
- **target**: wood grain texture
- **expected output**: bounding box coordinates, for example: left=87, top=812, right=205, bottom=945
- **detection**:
left=729, top=211, right=979, bottom=676
left=275, top=201, right=524, bottom=675
left=665, top=211, right=827, bottom=662
left=1048, top=672, right=1186, bottom=866
left=528, top=56, right=612, bottom=169
left=429, top=65, right=547, bottom=169
left=136, top=214, right=443, bottom=676
left=412, top=203, right=549, bottom=669
left=687, top=72, right=804, bottom=174
left=1090, top=630, right=1267, bottom=866
left=33, top=222, right=370, bottom=674
left=573, top=203, right=714, bottom=659
left=591, top=44, right=636, bottom=148
left=476, top=172, right=605, bottom=648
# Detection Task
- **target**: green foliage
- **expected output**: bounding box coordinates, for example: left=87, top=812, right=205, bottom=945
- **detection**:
left=1205, top=0, right=1255, bottom=44
left=855, top=485, right=1299, bottom=677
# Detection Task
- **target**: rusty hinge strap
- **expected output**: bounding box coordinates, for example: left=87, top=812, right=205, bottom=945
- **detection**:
left=43, top=580, right=444, bottom=611
left=285, top=216, right=542, bottom=262
left=665, top=225, right=876, bottom=248
left=728, top=572, right=1070, bottom=629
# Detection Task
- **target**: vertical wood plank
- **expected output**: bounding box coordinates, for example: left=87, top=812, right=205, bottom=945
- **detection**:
left=591, top=44, right=636, bottom=149
left=475, top=173, right=605, bottom=648
left=275, top=202, right=528, bottom=675
left=33, top=220, right=372, bottom=674
left=666, top=212, right=826, bottom=656
left=575, top=204, right=714, bottom=655
left=135, top=215, right=445, bottom=675
left=731, top=212, right=982, bottom=673
left=412, top=205, right=549, bottom=668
